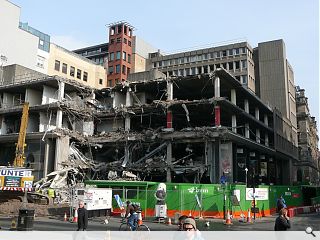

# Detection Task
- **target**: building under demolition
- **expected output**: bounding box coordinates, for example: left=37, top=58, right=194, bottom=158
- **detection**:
left=0, top=65, right=300, bottom=187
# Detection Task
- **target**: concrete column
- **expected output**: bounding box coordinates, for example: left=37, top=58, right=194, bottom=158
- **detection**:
left=214, top=76, right=220, bottom=98
left=207, top=65, right=210, bottom=73
left=255, top=107, right=259, bottom=120
left=167, top=81, right=173, bottom=101
left=233, top=61, right=236, bottom=72
left=166, top=110, right=173, bottom=128
left=43, top=142, right=50, bottom=177
left=201, top=66, right=204, bottom=74
left=244, top=99, right=249, bottom=113
left=264, top=114, right=269, bottom=126
left=125, top=88, right=132, bottom=107
left=265, top=133, right=269, bottom=147
left=56, top=81, right=65, bottom=129
left=256, top=129, right=260, bottom=143
left=166, top=142, right=172, bottom=182
left=57, top=81, right=65, bottom=101
left=245, top=123, right=250, bottom=138
left=54, top=136, right=69, bottom=171
left=125, top=88, right=132, bottom=132
left=214, top=105, right=221, bottom=126
left=231, top=89, right=236, bottom=105
left=232, top=115, right=237, bottom=133
left=125, top=117, right=131, bottom=131
left=124, top=145, right=130, bottom=165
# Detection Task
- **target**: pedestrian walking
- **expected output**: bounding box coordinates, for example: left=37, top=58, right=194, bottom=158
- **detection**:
left=274, top=208, right=291, bottom=231
left=77, top=201, right=88, bottom=231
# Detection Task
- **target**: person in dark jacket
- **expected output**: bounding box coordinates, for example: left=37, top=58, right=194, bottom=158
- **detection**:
left=274, top=208, right=291, bottom=231
left=77, top=201, right=88, bottom=231
left=276, top=195, right=287, bottom=213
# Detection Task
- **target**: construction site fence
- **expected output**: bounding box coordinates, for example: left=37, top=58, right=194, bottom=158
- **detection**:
left=98, top=183, right=312, bottom=219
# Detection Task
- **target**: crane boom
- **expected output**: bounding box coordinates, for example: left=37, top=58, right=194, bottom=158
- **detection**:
left=13, top=102, right=29, bottom=167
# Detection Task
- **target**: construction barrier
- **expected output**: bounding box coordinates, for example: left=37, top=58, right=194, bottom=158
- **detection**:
left=73, top=209, right=78, bottom=223
left=85, top=181, right=317, bottom=219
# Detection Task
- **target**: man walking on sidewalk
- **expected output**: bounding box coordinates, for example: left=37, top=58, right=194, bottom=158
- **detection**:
left=77, top=201, right=88, bottom=231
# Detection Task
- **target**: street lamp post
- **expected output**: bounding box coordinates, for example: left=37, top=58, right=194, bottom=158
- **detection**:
left=245, top=167, right=248, bottom=187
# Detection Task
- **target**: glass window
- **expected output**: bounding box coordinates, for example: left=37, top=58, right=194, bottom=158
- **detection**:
left=110, top=39, right=115, bottom=44
left=235, top=61, right=240, bottom=69
left=122, top=65, right=126, bottom=74
left=108, top=66, right=114, bottom=74
left=216, top=51, right=221, bottom=58
left=235, top=48, right=240, bottom=55
left=77, top=69, right=81, bottom=79
left=190, top=56, right=197, bottom=62
left=159, top=61, right=162, bottom=67
left=116, top=64, right=120, bottom=73
left=127, top=67, right=130, bottom=75
left=116, top=51, right=121, bottom=60
left=109, top=52, right=114, bottom=61
left=179, top=69, right=184, bottom=76
left=99, top=79, right=103, bottom=85
left=153, top=62, right=157, bottom=68
left=241, top=75, right=248, bottom=84
left=186, top=68, right=190, bottom=75
left=228, top=62, right=233, bottom=70
left=128, top=41, right=131, bottom=47
left=124, top=38, right=127, bottom=44
left=184, top=57, right=190, bottom=63
left=116, top=37, right=121, bottom=43
left=197, top=55, right=202, bottom=61
left=83, top=71, right=88, bottom=81
left=241, top=47, right=246, bottom=54
left=108, top=80, right=112, bottom=87
left=62, top=63, right=67, bottom=74
left=110, top=27, right=115, bottom=35
left=203, top=54, right=208, bottom=60
left=54, top=60, right=60, bottom=71
left=222, top=50, right=227, bottom=57
left=191, top=67, right=196, bottom=75
left=117, top=25, right=122, bottom=34
left=241, top=60, right=247, bottom=69
left=123, top=51, right=127, bottom=61
left=228, top=49, right=233, bottom=56
left=70, top=66, right=75, bottom=77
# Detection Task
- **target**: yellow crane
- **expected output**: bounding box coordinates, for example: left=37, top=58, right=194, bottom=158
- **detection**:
left=13, top=102, right=29, bottom=167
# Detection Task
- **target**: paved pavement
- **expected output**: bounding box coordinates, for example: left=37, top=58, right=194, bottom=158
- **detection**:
left=0, top=213, right=319, bottom=231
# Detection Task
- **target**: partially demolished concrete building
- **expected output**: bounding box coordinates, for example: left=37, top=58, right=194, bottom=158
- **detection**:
left=92, top=69, right=298, bottom=185
left=0, top=65, right=299, bottom=186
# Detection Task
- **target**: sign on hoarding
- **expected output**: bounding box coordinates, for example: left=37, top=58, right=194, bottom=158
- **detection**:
left=246, top=188, right=269, bottom=200
left=0, top=168, right=32, bottom=177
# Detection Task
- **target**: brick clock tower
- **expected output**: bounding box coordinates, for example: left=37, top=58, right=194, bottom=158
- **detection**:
left=107, top=21, right=134, bottom=86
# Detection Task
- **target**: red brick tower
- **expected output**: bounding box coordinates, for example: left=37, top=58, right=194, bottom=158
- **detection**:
left=107, top=21, right=134, bottom=86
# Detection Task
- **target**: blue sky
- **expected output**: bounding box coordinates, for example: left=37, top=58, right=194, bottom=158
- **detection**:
left=13, top=0, right=319, bottom=123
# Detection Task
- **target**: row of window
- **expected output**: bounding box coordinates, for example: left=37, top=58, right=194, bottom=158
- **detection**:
left=109, top=51, right=131, bottom=63
left=155, top=60, right=248, bottom=73
left=110, top=24, right=133, bottom=37
left=153, top=47, right=249, bottom=67
left=163, top=66, right=250, bottom=84
left=54, top=60, right=88, bottom=82
left=110, top=37, right=132, bottom=46
left=108, top=64, right=131, bottom=75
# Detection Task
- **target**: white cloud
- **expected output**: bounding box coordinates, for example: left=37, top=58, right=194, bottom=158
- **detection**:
left=51, top=35, right=89, bottom=51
